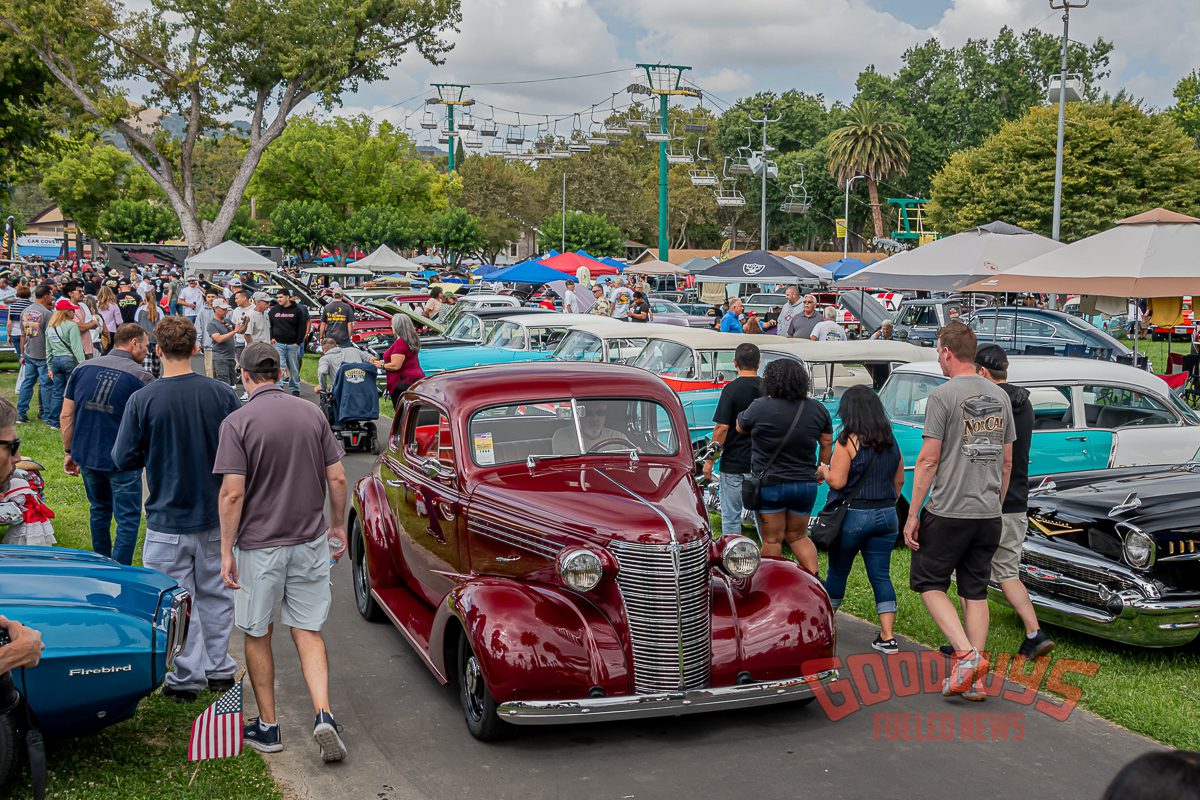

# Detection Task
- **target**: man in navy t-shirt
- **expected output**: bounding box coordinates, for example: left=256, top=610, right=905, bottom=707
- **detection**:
left=61, top=323, right=153, bottom=564
left=112, top=316, right=242, bottom=703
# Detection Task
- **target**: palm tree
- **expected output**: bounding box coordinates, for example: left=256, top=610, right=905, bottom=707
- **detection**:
left=826, top=99, right=911, bottom=242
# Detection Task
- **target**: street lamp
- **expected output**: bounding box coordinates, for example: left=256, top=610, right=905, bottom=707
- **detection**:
left=1050, top=0, right=1088, bottom=242
left=843, top=175, right=864, bottom=259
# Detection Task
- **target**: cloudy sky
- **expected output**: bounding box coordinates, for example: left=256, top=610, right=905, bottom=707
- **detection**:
left=313, top=0, right=1198, bottom=138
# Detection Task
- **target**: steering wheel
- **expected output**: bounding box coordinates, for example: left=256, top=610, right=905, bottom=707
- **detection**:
left=589, top=437, right=635, bottom=453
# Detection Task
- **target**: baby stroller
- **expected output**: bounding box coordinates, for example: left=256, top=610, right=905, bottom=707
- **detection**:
left=321, top=360, right=381, bottom=454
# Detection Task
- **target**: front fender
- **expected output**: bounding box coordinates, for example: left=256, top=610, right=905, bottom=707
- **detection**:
left=354, top=475, right=402, bottom=589
left=711, top=558, right=836, bottom=685
left=432, top=577, right=630, bottom=703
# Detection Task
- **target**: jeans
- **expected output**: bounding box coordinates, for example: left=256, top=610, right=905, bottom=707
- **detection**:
left=212, top=357, right=236, bottom=387
left=823, top=505, right=899, bottom=615
left=718, top=471, right=759, bottom=536
left=48, top=355, right=77, bottom=425
left=141, top=527, right=237, bottom=692
left=16, top=355, right=51, bottom=423
left=80, top=467, right=143, bottom=565
left=758, top=480, right=818, bottom=516
left=275, top=342, right=302, bottom=391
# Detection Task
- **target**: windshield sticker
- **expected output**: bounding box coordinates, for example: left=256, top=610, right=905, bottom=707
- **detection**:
left=473, top=432, right=495, bottom=465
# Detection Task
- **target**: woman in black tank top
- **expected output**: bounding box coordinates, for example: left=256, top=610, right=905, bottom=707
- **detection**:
left=816, top=385, right=906, bottom=654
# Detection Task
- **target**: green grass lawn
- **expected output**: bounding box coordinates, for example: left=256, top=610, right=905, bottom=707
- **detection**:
left=2, top=370, right=281, bottom=800
left=716, top=514, right=1200, bottom=750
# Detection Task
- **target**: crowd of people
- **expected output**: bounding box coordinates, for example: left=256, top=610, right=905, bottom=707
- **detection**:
left=706, top=320, right=1056, bottom=696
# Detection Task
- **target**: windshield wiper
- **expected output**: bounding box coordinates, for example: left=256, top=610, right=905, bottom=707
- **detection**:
left=527, top=448, right=640, bottom=469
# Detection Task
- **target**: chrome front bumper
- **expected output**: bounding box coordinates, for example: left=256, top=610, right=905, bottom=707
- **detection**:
left=990, top=584, right=1200, bottom=648
left=496, top=669, right=838, bottom=725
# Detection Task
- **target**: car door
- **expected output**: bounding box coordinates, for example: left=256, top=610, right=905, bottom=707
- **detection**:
left=390, top=402, right=465, bottom=606
left=1080, top=383, right=1200, bottom=467
left=1024, top=384, right=1113, bottom=475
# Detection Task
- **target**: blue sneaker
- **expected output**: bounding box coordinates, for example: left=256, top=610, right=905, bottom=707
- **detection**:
left=244, top=717, right=283, bottom=753
left=313, top=710, right=346, bottom=762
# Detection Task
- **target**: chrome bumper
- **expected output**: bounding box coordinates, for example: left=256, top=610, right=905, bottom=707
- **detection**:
left=990, top=585, right=1200, bottom=648
left=496, top=669, right=838, bottom=725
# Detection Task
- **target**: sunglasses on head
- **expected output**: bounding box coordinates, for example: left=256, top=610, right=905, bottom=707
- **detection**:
left=0, top=439, right=20, bottom=456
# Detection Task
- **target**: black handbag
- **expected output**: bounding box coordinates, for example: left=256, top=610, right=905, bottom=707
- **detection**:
left=810, top=448, right=878, bottom=549
left=741, top=402, right=806, bottom=511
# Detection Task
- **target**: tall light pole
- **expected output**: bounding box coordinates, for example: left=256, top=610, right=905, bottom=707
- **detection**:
left=843, top=175, right=864, bottom=259
left=561, top=172, right=567, bottom=253
left=748, top=102, right=781, bottom=251
left=1050, top=0, right=1088, bottom=242
left=636, top=64, right=699, bottom=262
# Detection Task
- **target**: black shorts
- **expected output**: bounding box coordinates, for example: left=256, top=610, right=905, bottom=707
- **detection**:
left=909, top=510, right=1001, bottom=601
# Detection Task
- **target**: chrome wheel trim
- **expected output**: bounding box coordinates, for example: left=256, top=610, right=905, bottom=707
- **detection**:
left=352, top=526, right=370, bottom=613
left=464, top=655, right=484, bottom=719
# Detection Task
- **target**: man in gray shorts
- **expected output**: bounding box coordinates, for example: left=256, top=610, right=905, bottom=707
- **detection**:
left=216, top=342, right=349, bottom=762
left=973, top=344, right=1054, bottom=660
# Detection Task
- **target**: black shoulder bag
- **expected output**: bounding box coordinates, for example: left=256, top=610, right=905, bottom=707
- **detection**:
left=741, top=402, right=806, bottom=511
left=810, top=447, right=878, bottom=550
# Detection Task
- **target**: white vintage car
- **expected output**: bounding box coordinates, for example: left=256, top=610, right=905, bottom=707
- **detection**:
left=882, top=357, right=1200, bottom=474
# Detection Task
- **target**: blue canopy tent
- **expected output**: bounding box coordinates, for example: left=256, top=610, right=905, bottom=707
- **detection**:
left=598, top=256, right=626, bottom=271
left=829, top=257, right=873, bottom=281
left=487, top=260, right=572, bottom=284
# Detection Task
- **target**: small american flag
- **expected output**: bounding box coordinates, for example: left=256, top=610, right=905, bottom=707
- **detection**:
left=188, top=679, right=244, bottom=761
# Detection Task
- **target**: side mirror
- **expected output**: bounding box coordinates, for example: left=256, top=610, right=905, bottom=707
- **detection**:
left=893, top=328, right=909, bottom=340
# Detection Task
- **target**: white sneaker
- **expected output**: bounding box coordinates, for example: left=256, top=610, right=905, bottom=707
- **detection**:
left=240, top=392, right=249, bottom=401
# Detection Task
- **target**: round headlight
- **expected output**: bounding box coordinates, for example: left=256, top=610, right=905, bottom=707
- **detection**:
left=1121, top=526, right=1155, bottom=569
left=559, top=548, right=603, bottom=592
left=721, top=536, right=761, bottom=578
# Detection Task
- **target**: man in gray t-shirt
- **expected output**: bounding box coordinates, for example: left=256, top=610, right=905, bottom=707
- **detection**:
left=904, top=321, right=1013, bottom=699
left=786, top=294, right=821, bottom=339
left=775, top=286, right=803, bottom=336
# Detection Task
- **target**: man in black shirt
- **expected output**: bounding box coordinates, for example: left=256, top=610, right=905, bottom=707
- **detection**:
left=974, top=345, right=1055, bottom=660
left=703, top=343, right=763, bottom=535
left=115, top=277, right=141, bottom=324
left=319, top=287, right=354, bottom=346
left=267, top=289, right=310, bottom=396
left=628, top=290, right=652, bottom=323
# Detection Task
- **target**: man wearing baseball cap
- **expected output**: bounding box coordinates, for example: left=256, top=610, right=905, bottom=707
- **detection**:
left=116, top=276, right=140, bottom=325
left=319, top=286, right=353, bottom=347
left=178, top=275, right=204, bottom=323
left=208, top=298, right=244, bottom=388
left=216, top=341, right=348, bottom=762
left=973, top=344, right=1054, bottom=661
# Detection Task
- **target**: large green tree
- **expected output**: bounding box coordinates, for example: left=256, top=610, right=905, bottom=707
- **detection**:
left=98, top=199, right=180, bottom=242
left=825, top=99, right=910, bottom=240
left=1170, top=70, right=1200, bottom=145
left=270, top=199, right=340, bottom=256
left=427, top=206, right=483, bottom=267
left=537, top=211, right=623, bottom=257
left=456, top=155, right=546, bottom=263
left=927, top=102, right=1200, bottom=240
left=344, top=205, right=420, bottom=252
left=0, top=0, right=461, bottom=252
left=0, top=30, right=51, bottom=186
left=38, top=136, right=160, bottom=236
left=250, top=115, right=446, bottom=220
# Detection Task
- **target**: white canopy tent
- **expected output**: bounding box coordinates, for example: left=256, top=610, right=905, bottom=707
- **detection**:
left=351, top=244, right=420, bottom=273
left=785, top=255, right=832, bottom=281
left=626, top=259, right=690, bottom=276
left=183, top=240, right=278, bottom=273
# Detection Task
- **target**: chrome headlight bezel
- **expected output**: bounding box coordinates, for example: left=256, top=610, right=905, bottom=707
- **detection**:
left=721, top=536, right=761, bottom=578
left=558, top=548, right=604, bottom=592
left=1119, top=523, right=1156, bottom=570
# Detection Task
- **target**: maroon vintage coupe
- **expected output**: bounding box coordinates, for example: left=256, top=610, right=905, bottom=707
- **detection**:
left=349, top=362, right=837, bottom=739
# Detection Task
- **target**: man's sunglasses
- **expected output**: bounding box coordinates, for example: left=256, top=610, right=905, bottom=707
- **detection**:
left=0, top=439, right=20, bottom=456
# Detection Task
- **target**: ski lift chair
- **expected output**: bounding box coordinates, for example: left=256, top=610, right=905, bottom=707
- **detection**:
left=420, top=110, right=437, bottom=130
left=665, top=121, right=693, bottom=164
left=479, top=109, right=499, bottom=138
left=627, top=105, right=651, bottom=129
left=780, top=184, right=811, bottom=214
left=506, top=126, right=526, bottom=146
left=457, top=113, right=475, bottom=131
left=715, top=181, right=746, bottom=208
left=464, top=129, right=483, bottom=149
left=683, top=108, right=708, bottom=134
left=689, top=167, right=718, bottom=186
left=729, top=146, right=753, bottom=175
left=550, top=137, right=571, bottom=159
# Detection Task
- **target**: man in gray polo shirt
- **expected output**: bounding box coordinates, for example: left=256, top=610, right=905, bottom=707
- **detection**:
left=216, top=342, right=348, bottom=762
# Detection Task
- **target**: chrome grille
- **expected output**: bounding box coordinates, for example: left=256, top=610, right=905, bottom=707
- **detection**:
left=1022, top=551, right=1141, bottom=593
left=610, top=538, right=711, bottom=693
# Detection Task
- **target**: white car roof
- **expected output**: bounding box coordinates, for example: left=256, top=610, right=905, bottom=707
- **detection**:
left=491, top=312, right=597, bottom=328
left=557, top=317, right=681, bottom=337
left=894, top=356, right=1170, bottom=395
left=639, top=328, right=930, bottom=362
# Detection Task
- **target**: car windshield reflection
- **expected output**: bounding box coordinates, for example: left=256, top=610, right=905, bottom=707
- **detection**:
left=468, top=398, right=680, bottom=466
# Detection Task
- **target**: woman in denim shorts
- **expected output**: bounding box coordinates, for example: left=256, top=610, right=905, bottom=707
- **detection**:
left=817, top=385, right=906, bottom=654
left=736, top=359, right=832, bottom=573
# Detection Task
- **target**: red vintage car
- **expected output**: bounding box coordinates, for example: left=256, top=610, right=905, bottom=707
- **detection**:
left=348, top=362, right=837, bottom=740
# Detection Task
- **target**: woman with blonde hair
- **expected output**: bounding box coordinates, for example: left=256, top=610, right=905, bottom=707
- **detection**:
left=46, top=298, right=85, bottom=428
left=96, top=285, right=122, bottom=353
left=135, top=289, right=162, bottom=376
left=375, top=313, right=425, bottom=411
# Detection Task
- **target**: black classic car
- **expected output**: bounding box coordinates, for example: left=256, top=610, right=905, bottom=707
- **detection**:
left=999, top=465, right=1200, bottom=647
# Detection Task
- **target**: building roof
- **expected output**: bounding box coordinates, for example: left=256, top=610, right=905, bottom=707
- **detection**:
left=633, top=248, right=887, bottom=268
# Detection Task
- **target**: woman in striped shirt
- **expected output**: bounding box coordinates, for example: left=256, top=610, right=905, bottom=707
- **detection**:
left=6, top=282, right=31, bottom=360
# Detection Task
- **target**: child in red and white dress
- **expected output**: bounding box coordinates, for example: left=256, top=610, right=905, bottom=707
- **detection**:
left=0, top=461, right=56, bottom=546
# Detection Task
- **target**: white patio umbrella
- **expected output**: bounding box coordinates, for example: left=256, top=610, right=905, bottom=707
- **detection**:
left=838, top=221, right=1063, bottom=291
left=629, top=259, right=690, bottom=275
left=351, top=244, right=420, bottom=273
left=184, top=240, right=277, bottom=273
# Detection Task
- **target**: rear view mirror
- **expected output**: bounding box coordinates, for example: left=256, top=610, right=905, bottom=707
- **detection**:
left=893, top=328, right=909, bottom=340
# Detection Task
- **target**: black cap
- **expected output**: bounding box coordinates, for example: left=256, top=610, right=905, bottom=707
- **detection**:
left=974, top=343, right=1009, bottom=372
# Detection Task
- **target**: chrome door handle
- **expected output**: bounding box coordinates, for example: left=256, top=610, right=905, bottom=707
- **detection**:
left=1065, top=436, right=1087, bottom=441
left=385, top=479, right=403, bottom=487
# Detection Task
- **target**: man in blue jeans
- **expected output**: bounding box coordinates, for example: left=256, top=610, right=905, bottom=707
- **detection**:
left=61, top=323, right=153, bottom=564
left=267, top=289, right=309, bottom=396
left=16, top=286, right=54, bottom=425
left=702, top=343, right=762, bottom=535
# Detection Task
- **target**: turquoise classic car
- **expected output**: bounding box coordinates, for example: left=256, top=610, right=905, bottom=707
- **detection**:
left=418, top=313, right=596, bottom=375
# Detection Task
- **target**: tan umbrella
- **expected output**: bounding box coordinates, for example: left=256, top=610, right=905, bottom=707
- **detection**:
left=962, top=209, right=1200, bottom=296
left=631, top=259, right=690, bottom=275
